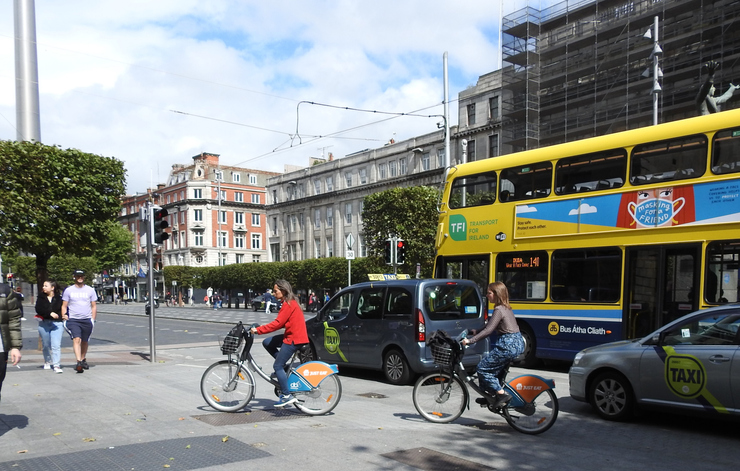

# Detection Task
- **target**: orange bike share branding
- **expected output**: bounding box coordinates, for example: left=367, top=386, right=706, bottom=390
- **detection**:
left=292, top=361, right=338, bottom=388
left=507, top=375, right=553, bottom=403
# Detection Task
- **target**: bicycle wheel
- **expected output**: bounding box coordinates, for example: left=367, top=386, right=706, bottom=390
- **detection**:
left=294, top=374, right=342, bottom=416
left=200, top=360, right=255, bottom=412
left=502, top=388, right=558, bottom=434
left=412, top=373, right=468, bottom=423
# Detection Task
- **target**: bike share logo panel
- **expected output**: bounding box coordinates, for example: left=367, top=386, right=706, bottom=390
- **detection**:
left=508, top=376, right=548, bottom=403
left=664, top=354, right=706, bottom=399
left=297, top=362, right=337, bottom=388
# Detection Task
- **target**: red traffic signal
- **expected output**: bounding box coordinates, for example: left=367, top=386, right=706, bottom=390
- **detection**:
left=152, top=207, right=170, bottom=244
left=396, top=239, right=406, bottom=265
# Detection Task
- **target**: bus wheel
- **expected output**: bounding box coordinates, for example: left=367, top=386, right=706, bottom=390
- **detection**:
left=514, top=324, right=540, bottom=368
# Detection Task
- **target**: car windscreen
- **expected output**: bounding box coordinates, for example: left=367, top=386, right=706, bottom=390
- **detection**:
left=423, top=283, right=482, bottom=320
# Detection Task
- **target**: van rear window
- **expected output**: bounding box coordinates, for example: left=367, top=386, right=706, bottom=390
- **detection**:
left=423, top=283, right=481, bottom=320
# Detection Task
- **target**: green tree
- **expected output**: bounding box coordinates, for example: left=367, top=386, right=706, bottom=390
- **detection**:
left=0, top=141, right=126, bottom=288
left=362, top=186, right=439, bottom=277
left=93, top=221, right=135, bottom=274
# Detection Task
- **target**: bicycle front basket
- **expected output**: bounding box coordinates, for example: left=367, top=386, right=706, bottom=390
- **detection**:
left=430, top=342, right=453, bottom=367
left=220, top=322, right=244, bottom=355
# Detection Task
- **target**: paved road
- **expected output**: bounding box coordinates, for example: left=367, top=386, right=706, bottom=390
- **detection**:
left=1, top=303, right=738, bottom=470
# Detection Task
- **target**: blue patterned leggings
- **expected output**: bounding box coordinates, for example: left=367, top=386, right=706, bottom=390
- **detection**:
left=477, top=333, right=525, bottom=393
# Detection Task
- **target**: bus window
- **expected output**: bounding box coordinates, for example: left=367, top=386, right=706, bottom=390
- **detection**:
left=711, top=128, right=740, bottom=174
left=496, top=251, right=548, bottom=301
left=499, top=162, right=552, bottom=202
left=449, top=172, right=497, bottom=209
left=434, top=256, right=489, bottom=296
left=555, top=150, right=626, bottom=195
left=705, top=240, right=740, bottom=303
left=630, top=135, right=707, bottom=185
left=550, top=248, right=621, bottom=302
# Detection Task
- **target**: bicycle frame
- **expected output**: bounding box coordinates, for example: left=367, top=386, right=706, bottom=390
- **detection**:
left=239, top=348, right=339, bottom=394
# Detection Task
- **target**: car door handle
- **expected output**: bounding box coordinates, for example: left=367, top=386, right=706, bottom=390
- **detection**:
left=708, top=355, right=731, bottom=363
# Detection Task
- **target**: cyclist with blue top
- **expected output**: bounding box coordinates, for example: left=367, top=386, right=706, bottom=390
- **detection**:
left=462, top=281, right=524, bottom=408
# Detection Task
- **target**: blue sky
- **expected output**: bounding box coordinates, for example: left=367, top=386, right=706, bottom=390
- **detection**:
left=0, top=0, right=545, bottom=193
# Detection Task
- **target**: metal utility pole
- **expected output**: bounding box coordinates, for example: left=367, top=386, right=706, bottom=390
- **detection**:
left=14, top=0, right=41, bottom=142
left=644, top=15, right=662, bottom=125
left=443, top=52, right=451, bottom=174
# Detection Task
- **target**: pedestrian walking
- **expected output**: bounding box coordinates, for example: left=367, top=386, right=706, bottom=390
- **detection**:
left=35, top=280, right=64, bottom=373
left=61, top=270, right=97, bottom=374
left=264, top=289, right=273, bottom=313
left=0, top=282, right=22, bottom=403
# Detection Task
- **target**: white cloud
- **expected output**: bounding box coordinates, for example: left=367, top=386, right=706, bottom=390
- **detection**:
left=516, top=205, right=537, bottom=214
left=0, top=0, right=549, bottom=194
left=569, top=203, right=598, bottom=216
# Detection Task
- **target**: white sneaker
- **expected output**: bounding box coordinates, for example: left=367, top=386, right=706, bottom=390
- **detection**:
left=53, top=366, right=63, bottom=374
left=43, top=363, right=51, bottom=370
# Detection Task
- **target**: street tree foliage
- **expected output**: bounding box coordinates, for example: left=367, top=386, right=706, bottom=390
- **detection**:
left=362, top=186, right=439, bottom=277
left=11, top=254, right=97, bottom=289
left=94, top=221, right=135, bottom=274
left=0, top=140, right=127, bottom=287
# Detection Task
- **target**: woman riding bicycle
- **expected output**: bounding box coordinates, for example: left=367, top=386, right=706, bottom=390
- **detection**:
left=462, top=281, right=524, bottom=408
left=250, top=279, right=308, bottom=407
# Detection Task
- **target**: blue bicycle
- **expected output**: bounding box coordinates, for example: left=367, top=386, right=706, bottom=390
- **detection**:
left=412, top=330, right=558, bottom=434
left=200, top=322, right=342, bottom=415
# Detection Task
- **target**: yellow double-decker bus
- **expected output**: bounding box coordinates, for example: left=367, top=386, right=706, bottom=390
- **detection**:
left=434, top=109, right=740, bottom=366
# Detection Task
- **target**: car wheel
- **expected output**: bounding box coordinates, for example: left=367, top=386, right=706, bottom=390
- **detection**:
left=299, top=343, right=317, bottom=363
left=513, top=323, right=540, bottom=368
left=383, top=349, right=412, bottom=385
left=589, top=371, right=635, bottom=421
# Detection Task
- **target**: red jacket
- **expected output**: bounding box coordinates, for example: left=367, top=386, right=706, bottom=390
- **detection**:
left=256, top=299, right=309, bottom=345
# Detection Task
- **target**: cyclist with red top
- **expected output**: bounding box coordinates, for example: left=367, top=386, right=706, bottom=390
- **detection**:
left=250, top=279, right=308, bottom=407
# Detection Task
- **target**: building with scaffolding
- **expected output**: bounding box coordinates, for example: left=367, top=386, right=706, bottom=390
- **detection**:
left=498, top=0, right=740, bottom=153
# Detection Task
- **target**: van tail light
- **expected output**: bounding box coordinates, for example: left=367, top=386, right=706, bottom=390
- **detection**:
left=416, top=308, right=426, bottom=342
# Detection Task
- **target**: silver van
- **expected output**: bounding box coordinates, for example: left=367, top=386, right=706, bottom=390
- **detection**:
left=305, top=278, right=489, bottom=384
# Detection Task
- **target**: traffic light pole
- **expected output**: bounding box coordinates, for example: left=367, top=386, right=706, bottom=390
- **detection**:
left=384, top=236, right=405, bottom=275
left=146, top=202, right=157, bottom=363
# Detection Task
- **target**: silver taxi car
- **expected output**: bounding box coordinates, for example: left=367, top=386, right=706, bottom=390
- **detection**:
left=569, top=305, right=740, bottom=421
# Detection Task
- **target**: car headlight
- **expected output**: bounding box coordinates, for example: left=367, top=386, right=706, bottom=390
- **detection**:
left=572, top=351, right=586, bottom=366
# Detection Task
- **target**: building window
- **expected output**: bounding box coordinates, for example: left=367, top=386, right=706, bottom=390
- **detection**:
left=251, top=233, right=262, bottom=249
left=215, top=170, right=224, bottom=182
left=252, top=254, right=261, bottom=263
left=326, top=206, right=333, bottom=227
left=219, top=253, right=227, bottom=266
left=314, top=180, right=321, bottom=195
left=298, top=212, right=304, bottom=231
left=400, top=158, right=407, bottom=175
left=219, top=211, right=227, bottom=224
left=194, top=232, right=204, bottom=246
left=193, top=188, right=202, bottom=199
left=467, top=103, right=476, bottom=125
left=358, top=200, right=364, bottom=222
left=345, top=202, right=352, bottom=224
left=489, top=96, right=499, bottom=120
left=389, top=160, right=397, bottom=177
left=235, top=192, right=244, bottom=202
left=289, top=214, right=297, bottom=232
left=422, top=152, right=431, bottom=171
left=272, top=190, right=278, bottom=204
left=437, top=148, right=446, bottom=168
left=314, top=238, right=321, bottom=258
left=235, top=254, right=244, bottom=263
left=235, top=233, right=245, bottom=248
left=252, top=213, right=260, bottom=226
left=217, top=231, right=228, bottom=248
left=195, top=255, right=203, bottom=264
left=359, top=168, right=367, bottom=184
left=468, top=139, right=477, bottom=162
left=359, top=235, right=366, bottom=257
left=326, top=176, right=333, bottom=191
left=193, top=209, right=203, bottom=222
left=314, top=209, right=321, bottom=229
left=327, top=237, right=333, bottom=257
left=272, top=216, right=278, bottom=236
left=345, top=172, right=352, bottom=187
left=251, top=193, right=260, bottom=204
left=180, top=231, right=186, bottom=247
left=235, top=212, right=244, bottom=225
left=287, top=185, right=295, bottom=200
left=489, top=134, right=499, bottom=158
left=249, top=174, right=257, bottom=184
left=379, top=163, right=387, bottom=179
left=232, top=172, right=240, bottom=183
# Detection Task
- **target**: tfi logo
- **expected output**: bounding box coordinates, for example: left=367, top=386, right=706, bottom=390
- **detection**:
left=449, top=215, right=467, bottom=241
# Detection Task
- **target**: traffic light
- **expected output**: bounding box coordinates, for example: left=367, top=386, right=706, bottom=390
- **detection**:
left=396, top=239, right=406, bottom=265
left=384, top=239, right=393, bottom=265
left=152, top=207, right=170, bottom=245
